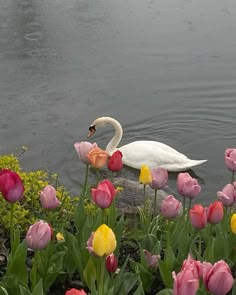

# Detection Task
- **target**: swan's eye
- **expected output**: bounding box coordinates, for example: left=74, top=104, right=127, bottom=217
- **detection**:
left=88, top=125, right=96, bottom=137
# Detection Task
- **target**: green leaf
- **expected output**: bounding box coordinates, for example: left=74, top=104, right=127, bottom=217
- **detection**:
left=0, top=286, right=9, bottom=295
left=19, top=285, right=32, bottom=295
left=113, top=272, right=139, bottom=295
left=131, top=261, right=154, bottom=293
left=156, top=289, right=172, bottom=295
left=32, top=279, right=45, bottom=295
left=83, top=256, right=97, bottom=290
left=158, top=260, right=173, bottom=288
left=231, top=277, right=236, bottom=295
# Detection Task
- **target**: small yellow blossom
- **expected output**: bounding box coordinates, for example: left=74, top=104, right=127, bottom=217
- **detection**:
left=56, top=232, right=65, bottom=242
left=139, top=165, right=152, bottom=184
left=231, top=214, right=236, bottom=234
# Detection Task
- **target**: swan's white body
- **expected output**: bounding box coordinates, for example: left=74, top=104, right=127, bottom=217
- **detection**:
left=88, top=117, right=207, bottom=172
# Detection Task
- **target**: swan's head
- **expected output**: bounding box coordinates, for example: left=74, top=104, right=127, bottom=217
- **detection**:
left=87, top=117, right=107, bottom=138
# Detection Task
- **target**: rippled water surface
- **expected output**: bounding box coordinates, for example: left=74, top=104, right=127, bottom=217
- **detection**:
left=1, top=0, right=236, bottom=203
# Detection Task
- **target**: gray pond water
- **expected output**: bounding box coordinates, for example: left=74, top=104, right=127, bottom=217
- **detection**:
left=1, top=0, right=236, bottom=204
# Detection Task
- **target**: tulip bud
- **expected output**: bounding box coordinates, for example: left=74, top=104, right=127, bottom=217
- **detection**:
left=149, top=167, right=168, bottom=190
left=107, top=150, right=123, bottom=172
left=139, top=165, right=152, bottom=185
left=0, top=169, right=24, bottom=203
left=172, top=268, right=199, bottom=295
left=189, top=204, right=207, bottom=229
left=230, top=213, right=236, bottom=234
left=65, top=288, right=87, bottom=295
left=143, top=250, right=160, bottom=268
left=177, top=172, right=201, bottom=199
left=105, top=253, right=118, bottom=273
left=224, top=148, right=236, bottom=172
left=40, top=185, right=61, bottom=209
left=91, top=179, right=117, bottom=209
left=207, top=201, right=224, bottom=224
left=74, top=141, right=98, bottom=165
left=26, top=220, right=53, bottom=250
left=87, top=147, right=108, bottom=169
left=160, top=195, right=182, bottom=219
left=217, top=184, right=236, bottom=207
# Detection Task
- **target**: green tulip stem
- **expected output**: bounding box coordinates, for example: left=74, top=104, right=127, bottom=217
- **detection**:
left=111, top=171, right=114, bottom=183
left=231, top=171, right=235, bottom=184
left=188, top=199, right=192, bottom=212
left=82, top=164, right=89, bottom=199
left=10, top=203, right=15, bottom=250
left=198, top=231, right=202, bottom=255
left=182, top=196, right=186, bottom=216
left=153, top=189, right=158, bottom=216
left=98, top=257, right=105, bottom=295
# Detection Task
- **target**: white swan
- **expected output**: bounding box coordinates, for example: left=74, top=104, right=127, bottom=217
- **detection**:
left=87, top=117, right=207, bottom=172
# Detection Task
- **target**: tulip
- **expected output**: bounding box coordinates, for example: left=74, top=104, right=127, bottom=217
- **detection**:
left=202, top=260, right=234, bottom=295
left=230, top=213, right=236, bottom=234
left=65, top=288, right=87, bottom=295
left=0, top=169, right=24, bottom=203
left=149, top=167, right=168, bottom=190
left=87, top=147, right=108, bottom=169
left=105, top=253, right=118, bottom=273
left=56, top=232, right=65, bottom=242
left=91, top=179, right=117, bottom=209
left=217, top=183, right=236, bottom=207
left=172, top=268, right=199, bottom=295
left=74, top=141, right=98, bottom=165
left=177, top=172, right=201, bottom=199
left=139, top=165, right=152, bottom=185
left=88, top=224, right=117, bottom=257
left=207, top=201, right=224, bottom=224
left=26, top=220, right=53, bottom=250
left=181, top=254, right=202, bottom=280
left=143, top=250, right=160, bottom=268
left=224, top=148, right=236, bottom=172
left=40, top=185, right=61, bottom=209
left=189, top=204, right=207, bottom=229
left=107, top=150, right=123, bottom=172
left=160, top=195, right=182, bottom=219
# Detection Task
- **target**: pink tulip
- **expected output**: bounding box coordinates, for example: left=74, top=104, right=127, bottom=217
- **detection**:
left=107, top=150, right=123, bottom=172
left=189, top=204, right=207, bottom=229
left=172, top=268, right=199, bottom=295
left=177, top=172, right=201, bottom=199
left=91, top=179, right=117, bottom=208
left=143, top=250, right=160, bottom=268
left=217, top=183, right=236, bottom=207
left=0, top=169, right=24, bottom=203
left=65, top=288, right=87, bottom=295
left=224, top=148, right=236, bottom=172
left=181, top=254, right=202, bottom=280
left=105, top=253, right=118, bottom=273
left=149, top=167, right=168, bottom=190
left=26, top=220, right=53, bottom=250
left=40, top=185, right=61, bottom=209
left=160, top=195, right=182, bottom=219
left=74, top=141, right=98, bottom=165
left=207, top=201, right=224, bottom=224
left=202, top=260, right=234, bottom=295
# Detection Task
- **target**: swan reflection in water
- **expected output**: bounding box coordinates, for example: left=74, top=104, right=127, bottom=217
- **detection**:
left=87, top=117, right=207, bottom=172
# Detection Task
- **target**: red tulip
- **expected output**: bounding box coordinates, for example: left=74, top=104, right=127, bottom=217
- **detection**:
left=105, top=253, right=118, bottom=273
left=91, top=179, right=117, bottom=208
left=143, top=250, right=160, bottom=268
left=224, top=148, right=236, bottom=172
left=202, top=260, right=234, bottom=295
left=40, top=185, right=61, bottom=209
left=26, top=220, right=53, bottom=250
left=177, top=172, right=201, bottom=199
left=189, top=204, right=207, bottom=229
left=0, top=169, right=24, bottom=203
left=74, top=141, right=98, bottom=165
left=149, top=167, right=168, bottom=190
left=65, top=288, right=87, bottom=295
left=107, top=150, right=123, bottom=172
left=172, top=268, right=199, bottom=295
left=207, top=201, right=224, bottom=224
left=160, top=195, right=182, bottom=219
left=217, top=183, right=236, bottom=207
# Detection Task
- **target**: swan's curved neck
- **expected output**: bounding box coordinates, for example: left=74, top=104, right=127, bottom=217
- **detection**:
left=102, top=117, right=123, bottom=155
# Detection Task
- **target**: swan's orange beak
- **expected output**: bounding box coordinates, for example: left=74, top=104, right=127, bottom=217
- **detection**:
left=88, top=125, right=96, bottom=138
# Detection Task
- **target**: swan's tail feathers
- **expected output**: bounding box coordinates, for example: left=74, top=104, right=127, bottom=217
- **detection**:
left=182, top=159, right=208, bottom=171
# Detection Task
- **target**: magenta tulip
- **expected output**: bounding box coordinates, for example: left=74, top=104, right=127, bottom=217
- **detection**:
left=160, top=195, right=182, bottom=219
left=217, top=183, right=236, bottom=207
left=143, top=250, right=160, bottom=268
left=26, top=220, right=52, bottom=250
left=225, top=148, right=236, bottom=172
left=91, top=179, right=117, bottom=208
left=172, top=268, right=199, bottom=295
left=40, top=185, right=61, bottom=209
left=189, top=204, right=207, bottom=229
left=149, top=167, right=168, bottom=190
left=202, top=260, right=234, bottom=295
left=105, top=253, right=118, bottom=273
left=74, top=141, right=98, bottom=165
left=0, top=169, right=24, bottom=203
left=207, top=201, right=224, bottom=224
left=177, top=172, right=201, bottom=199
left=107, top=150, right=123, bottom=172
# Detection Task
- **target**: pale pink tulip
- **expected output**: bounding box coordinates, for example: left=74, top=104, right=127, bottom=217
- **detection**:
left=217, top=183, right=236, bottom=207
left=160, top=195, right=182, bottom=219
left=189, top=204, right=207, bottom=229
left=225, top=148, right=236, bottom=172
left=26, top=220, right=52, bottom=250
left=40, top=185, right=61, bottom=209
left=177, top=172, right=201, bottom=199
left=74, top=141, right=98, bottom=165
left=149, top=167, right=168, bottom=190
left=172, top=268, right=199, bottom=295
left=181, top=254, right=202, bottom=280
left=143, top=250, right=160, bottom=268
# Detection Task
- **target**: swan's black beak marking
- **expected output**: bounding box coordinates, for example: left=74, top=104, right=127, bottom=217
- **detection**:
left=88, top=125, right=96, bottom=138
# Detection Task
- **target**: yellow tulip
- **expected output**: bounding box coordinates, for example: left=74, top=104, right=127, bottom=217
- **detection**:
left=56, top=232, right=65, bottom=242
left=231, top=214, right=236, bottom=234
left=92, top=224, right=117, bottom=257
left=139, top=165, right=152, bottom=184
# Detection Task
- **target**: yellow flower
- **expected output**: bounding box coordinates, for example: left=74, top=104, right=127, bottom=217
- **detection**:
left=56, top=232, right=65, bottom=242
left=92, top=224, right=117, bottom=257
left=139, top=165, right=152, bottom=184
left=231, top=214, right=236, bottom=234
left=87, top=147, right=108, bottom=169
